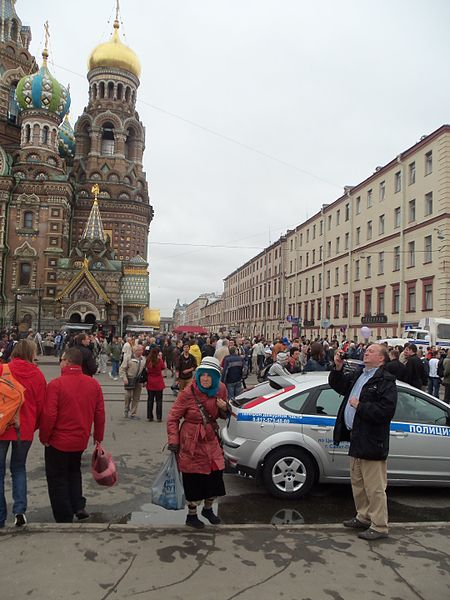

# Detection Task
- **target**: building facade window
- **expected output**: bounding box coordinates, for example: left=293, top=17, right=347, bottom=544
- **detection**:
left=425, top=151, right=432, bottom=176
left=345, top=232, right=349, bottom=250
left=336, top=237, right=340, bottom=254
left=424, top=191, right=433, bottom=216
left=356, top=197, right=361, bottom=214
left=343, top=295, right=348, bottom=318
left=379, top=214, right=385, bottom=235
left=377, top=288, right=385, bottom=315
left=392, top=284, right=400, bottom=313
left=408, top=161, right=416, bottom=185
left=424, top=235, right=432, bottom=263
left=19, top=262, right=31, bottom=286
left=366, top=256, right=372, bottom=278
left=378, top=251, right=384, bottom=274
left=344, top=263, right=348, bottom=284
left=356, top=227, right=360, bottom=245
left=422, top=279, right=433, bottom=311
left=393, top=246, right=400, bottom=271
left=394, top=207, right=401, bottom=228
left=408, top=199, right=416, bottom=222
left=365, top=290, right=372, bottom=315
left=408, top=241, right=415, bottom=267
left=334, top=296, right=339, bottom=319
left=406, top=282, right=416, bottom=312
left=335, top=267, right=339, bottom=286
left=394, top=171, right=401, bottom=193
left=379, top=181, right=385, bottom=202
left=336, top=209, right=340, bottom=225
left=345, top=203, right=350, bottom=221
left=355, top=259, right=360, bottom=281
left=326, top=270, right=331, bottom=288
left=367, top=189, right=373, bottom=208
left=367, top=220, right=372, bottom=240
left=354, top=292, right=360, bottom=317
left=23, top=211, right=33, bottom=228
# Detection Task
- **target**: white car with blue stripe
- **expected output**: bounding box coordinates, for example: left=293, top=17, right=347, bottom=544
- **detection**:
left=222, top=372, right=450, bottom=499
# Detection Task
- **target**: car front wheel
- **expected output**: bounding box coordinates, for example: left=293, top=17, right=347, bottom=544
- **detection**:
left=263, top=447, right=316, bottom=499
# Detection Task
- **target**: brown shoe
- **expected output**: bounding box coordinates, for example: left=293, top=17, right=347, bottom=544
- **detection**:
left=358, top=528, right=388, bottom=540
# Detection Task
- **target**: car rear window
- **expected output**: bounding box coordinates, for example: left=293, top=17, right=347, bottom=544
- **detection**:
left=280, top=391, right=311, bottom=413
left=232, top=382, right=275, bottom=407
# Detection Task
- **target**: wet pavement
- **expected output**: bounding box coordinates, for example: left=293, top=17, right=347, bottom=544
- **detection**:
left=8, top=359, right=449, bottom=529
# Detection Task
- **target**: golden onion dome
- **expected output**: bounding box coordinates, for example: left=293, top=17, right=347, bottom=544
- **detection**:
left=88, top=19, right=141, bottom=79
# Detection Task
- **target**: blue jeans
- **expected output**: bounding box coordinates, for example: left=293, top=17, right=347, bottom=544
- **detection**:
left=226, top=381, right=242, bottom=401
left=111, top=359, right=119, bottom=377
left=427, top=377, right=440, bottom=399
left=0, top=440, right=32, bottom=525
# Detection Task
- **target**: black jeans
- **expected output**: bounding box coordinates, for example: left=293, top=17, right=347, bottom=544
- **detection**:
left=44, top=445, right=86, bottom=523
left=147, top=390, right=163, bottom=420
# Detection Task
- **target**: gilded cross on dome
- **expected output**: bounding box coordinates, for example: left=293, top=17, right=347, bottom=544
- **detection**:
left=42, top=20, right=50, bottom=64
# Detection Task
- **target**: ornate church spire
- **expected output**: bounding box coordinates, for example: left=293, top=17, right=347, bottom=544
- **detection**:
left=82, top=184, right=106, bottom=241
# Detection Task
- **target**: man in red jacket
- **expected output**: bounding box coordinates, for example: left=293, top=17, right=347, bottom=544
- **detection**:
left=40, top=348, right=105, bottom=523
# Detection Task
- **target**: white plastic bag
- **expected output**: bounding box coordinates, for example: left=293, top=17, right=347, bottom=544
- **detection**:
left=151, top=453, right=185, bottom=510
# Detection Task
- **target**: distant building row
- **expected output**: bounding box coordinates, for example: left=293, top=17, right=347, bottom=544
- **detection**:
left=174, top=125, right=450, bottom=340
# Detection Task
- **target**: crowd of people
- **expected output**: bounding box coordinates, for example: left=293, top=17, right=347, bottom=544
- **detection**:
left=0, top=324, right=449, bottom=531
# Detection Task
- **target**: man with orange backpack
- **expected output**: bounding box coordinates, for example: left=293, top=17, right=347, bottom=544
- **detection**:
left=0, top=339, right=46, bottom=528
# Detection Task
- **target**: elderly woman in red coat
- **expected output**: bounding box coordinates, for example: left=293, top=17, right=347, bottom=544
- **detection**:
left=167, top=356, right=230, bottom=529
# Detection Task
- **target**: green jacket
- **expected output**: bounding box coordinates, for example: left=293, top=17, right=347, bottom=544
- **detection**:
left=108, top=342, right=123, bottom=361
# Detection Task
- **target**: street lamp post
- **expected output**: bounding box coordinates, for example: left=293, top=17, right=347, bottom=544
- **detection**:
left=13, top=290, right=22, bottom=326
left=36, top=288, right=43, bottom=333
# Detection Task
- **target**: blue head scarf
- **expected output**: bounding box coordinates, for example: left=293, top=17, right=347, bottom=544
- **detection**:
left=195, top=367, right=220, bottom=397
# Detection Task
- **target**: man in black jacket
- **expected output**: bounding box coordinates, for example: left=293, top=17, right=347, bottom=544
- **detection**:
left=73, top=333, right=97, bottom=377
left=329, top=343, right=397, bottom=540
left=403, top=343, right=427, bottom=389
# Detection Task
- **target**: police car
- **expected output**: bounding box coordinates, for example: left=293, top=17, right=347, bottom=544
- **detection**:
left=222, top=372, right=450, bottom=499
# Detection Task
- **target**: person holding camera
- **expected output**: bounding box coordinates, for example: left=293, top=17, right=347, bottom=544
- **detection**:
left=329, top=344, right=397, bottom=540
left=119, top=345, right=145, bottom=419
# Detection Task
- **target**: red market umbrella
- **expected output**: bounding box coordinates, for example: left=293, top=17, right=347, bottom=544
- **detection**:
left=173, top=325, right=208, bottom=335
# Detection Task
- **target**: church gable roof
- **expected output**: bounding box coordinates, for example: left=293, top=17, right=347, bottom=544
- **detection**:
left=55, top=258, right=110, bottom=303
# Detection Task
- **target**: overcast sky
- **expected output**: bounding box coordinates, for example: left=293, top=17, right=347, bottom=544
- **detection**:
left=23, top=0, right=450, bottom=316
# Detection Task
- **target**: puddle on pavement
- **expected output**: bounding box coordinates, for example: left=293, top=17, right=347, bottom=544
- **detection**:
left=88, top=484, right=450, bottom=526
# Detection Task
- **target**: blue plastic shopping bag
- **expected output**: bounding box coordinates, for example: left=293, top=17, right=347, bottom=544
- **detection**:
left=151, top=452, right=185, bottom=510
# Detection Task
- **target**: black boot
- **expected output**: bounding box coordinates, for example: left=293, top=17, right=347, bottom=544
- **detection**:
left=201, top=507, right=221, bottom=525
left=186, top=514, right=205, bottom=529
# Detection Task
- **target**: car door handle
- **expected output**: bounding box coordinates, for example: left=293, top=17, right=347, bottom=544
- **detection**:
left=390, top=431, right=409, bottom=438
left=310, top=426, right=332, bottom=431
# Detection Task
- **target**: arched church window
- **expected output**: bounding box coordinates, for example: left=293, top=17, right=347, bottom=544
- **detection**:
left=42, top=125, right=49, bottom=145
left=99, top=81, right=105, bottom=98
left=107, top=81, right=114, bottom=99
left=117, top=83, right=123, bottom=100
left=23, top=211, right=33, bottom=228
left=101, top=122, right=115, bottom=156
left=19, top=262, right=31, bottom=286
left=125, top=86, right=131, bottom=102
left=124, top=127, right=136, bottom=161
left=8, top=84, right=18, bottom=124
left=92, top=83, right=97, bottom=100
left=24, top=124, right=31, bottom=143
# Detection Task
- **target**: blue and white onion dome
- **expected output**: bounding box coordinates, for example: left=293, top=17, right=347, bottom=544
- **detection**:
left=15, top=48, right=71, bottom=120
left=58, top=113, right=75, bottom=158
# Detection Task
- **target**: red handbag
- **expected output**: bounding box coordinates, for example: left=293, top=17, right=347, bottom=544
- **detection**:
left=91, top=442, right=118, bottom=487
